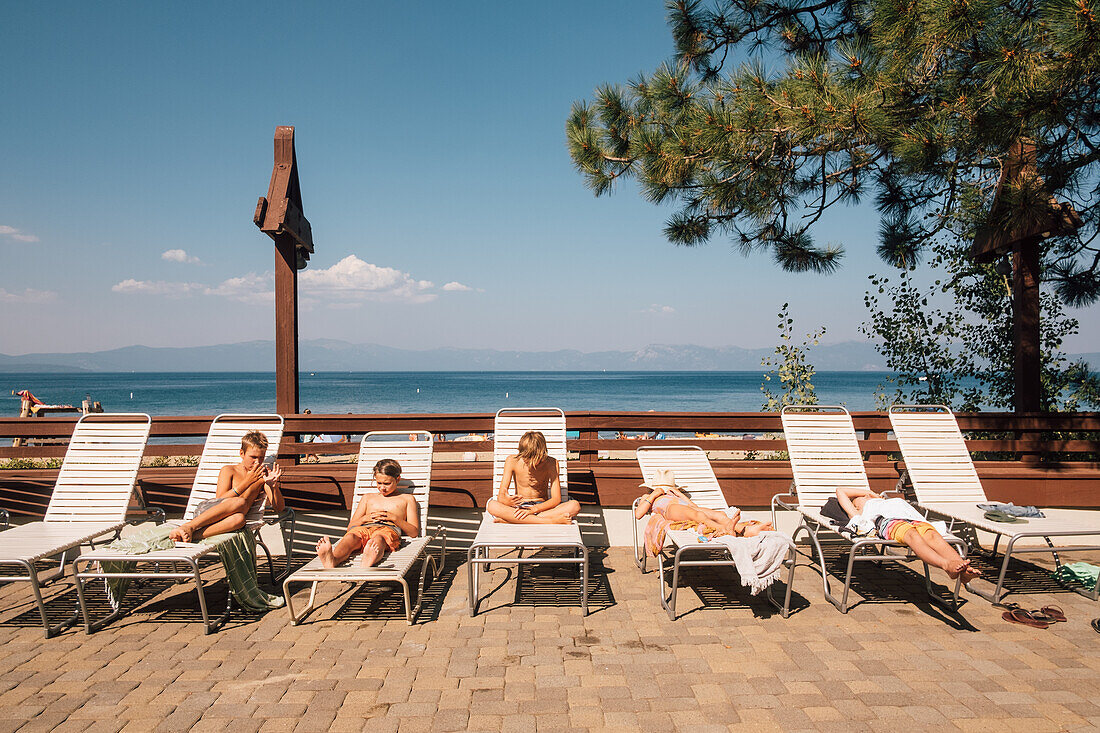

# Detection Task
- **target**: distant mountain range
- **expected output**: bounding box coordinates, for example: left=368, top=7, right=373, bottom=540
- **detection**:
left=1, top=339, right=1097, bottom=373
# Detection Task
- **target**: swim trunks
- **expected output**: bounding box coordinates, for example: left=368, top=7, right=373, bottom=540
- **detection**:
left=193, top=496, right=233, bottom=517
left=875, top=516, right=938, bottom=543
left=348, top=521, right=401, bottom=552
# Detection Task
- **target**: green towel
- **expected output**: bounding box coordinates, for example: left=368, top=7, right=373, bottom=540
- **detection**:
left=1052, top=561, right=1099, bottom=592
left=99, top=524, right=284, bottom=612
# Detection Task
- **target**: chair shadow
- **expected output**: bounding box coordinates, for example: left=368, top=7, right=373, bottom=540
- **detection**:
left=473, top=546, right=616, bottom=616
left=327, top=551, right=461, bottom=623
left=803, top=544, right=978, bottom=629
left=657, top=548, right=810, bottom=620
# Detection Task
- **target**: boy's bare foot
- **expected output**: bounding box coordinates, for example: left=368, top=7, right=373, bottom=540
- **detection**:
left=317, top=536, right=337, bottom=569
left=959, top=560, right=982, bottom=584
left=361, top=544, right=384, bottom=567
left=168, top=525, right=192, bottom=543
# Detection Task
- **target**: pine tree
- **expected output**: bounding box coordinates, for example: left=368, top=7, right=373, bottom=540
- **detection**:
left=567, top=0, right=1100, bottom=300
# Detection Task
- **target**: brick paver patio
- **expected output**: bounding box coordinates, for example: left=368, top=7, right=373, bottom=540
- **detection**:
left=1, top=546, right=1098, bottom=732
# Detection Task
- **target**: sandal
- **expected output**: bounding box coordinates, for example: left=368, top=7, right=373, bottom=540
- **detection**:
left=1092, top=618, right=1100, bottom=634
left=1002, top=608, right=1050, bottom=629
left=1039, top=605, right=1066, bottom=623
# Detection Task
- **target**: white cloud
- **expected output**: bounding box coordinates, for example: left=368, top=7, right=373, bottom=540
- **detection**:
left=0, top=287, right=56, bottom=303
left=205, top=272, right=274, bottom=305
left=162, top=248, right=201, bottom=264
left=110, top=254, right=468, bottom=307
left=0, top=225, right=39, bottom=243
left=111, top=279, right=203, bottom=297
left=299, top=255, right=437, bottom=303
left=645, top=304, right=676, bottom=314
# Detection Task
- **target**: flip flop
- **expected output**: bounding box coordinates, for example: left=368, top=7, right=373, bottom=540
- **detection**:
left=1040, top=605, right=1067, bottom=623
left=1092, top=618, right=1100, bottom=634
left=1002, top=608, right=1050, bottom=629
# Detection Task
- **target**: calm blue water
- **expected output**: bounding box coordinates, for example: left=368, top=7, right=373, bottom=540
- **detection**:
left=1, top=371, right=900, bottom=416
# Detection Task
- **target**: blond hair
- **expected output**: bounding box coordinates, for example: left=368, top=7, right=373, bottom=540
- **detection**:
left=517, top=431, right=548, bottom=468
left=241, top=430, right=269, bottom=453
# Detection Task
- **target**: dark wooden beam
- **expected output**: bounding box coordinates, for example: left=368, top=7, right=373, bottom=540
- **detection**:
left=255, top=126, right=314, bottom=417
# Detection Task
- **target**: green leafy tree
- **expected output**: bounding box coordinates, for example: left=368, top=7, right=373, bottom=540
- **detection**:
left=567, top=0, right=1100, bottom=300
left=862, top=236, right=1100, bottom=411
left=761, top=303, right=824, bottom=410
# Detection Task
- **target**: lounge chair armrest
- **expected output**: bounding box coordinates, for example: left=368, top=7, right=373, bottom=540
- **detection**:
left=423, top=523, right=446, bottom=543
left=126, top=506, right=166, bottom=525
left=771, top=493, right=798, bottom=529
left=0, top=507, right=8, bottom=528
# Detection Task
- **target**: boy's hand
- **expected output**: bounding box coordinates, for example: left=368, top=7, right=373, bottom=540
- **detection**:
left=513, top=508, right=531, bottom=520
left=369, top=509, right=396, bottom=523
left=499, top=494, right=520, bottom=508
left=263, top=464, right=282, bottom=486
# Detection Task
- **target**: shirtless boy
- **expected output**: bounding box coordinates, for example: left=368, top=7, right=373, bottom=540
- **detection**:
left=316, top=458, right=419, bottom=568
left=836, top=486, right=981, bottom=584
left=486, top=431, right=580, bottom=524
left=169, top=430, right=283, bottom=543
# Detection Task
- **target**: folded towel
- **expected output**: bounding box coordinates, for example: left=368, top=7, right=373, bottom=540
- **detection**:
left=711, top=532, right=790, bottom=595
left=977, top=502, right=1045, bottom=518
left=1053, top=561, right=1099, bottom=592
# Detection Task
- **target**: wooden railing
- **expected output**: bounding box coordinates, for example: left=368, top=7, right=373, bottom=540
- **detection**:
left=1, top=411, right=1098, bottom=516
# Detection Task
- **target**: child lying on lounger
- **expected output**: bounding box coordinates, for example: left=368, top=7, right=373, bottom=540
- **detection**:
left=487, top=431, right=580, bottom=524
left=835, top=487, right=982, bottom=584
left=169, top=430, right=283, bottom=543
left=316, top=458, right=419, bottom=568
left=635, top=475, right=774, bottom=538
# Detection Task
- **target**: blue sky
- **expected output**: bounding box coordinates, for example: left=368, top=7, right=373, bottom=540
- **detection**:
left=3, top=1, right=1098, bottom=356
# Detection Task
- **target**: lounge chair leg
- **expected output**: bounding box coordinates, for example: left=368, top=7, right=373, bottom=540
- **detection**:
left=579, top=546, right=589, bottom=616
left=19, top=559, right=76, bottom=639
left=467, top=545, right=479, bottom=617
left=412, top=555, right=436, bottom=624
left=794, top=520, right=841, bottom=612
left=72, top=557, right=124, bottom=634
left=766, top=543, right=797, bottom=618
left=400, top=578, right=413, bottom=624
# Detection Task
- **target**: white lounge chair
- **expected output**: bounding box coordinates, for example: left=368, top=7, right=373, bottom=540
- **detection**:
left=0, top=413, right=152, bottom=637
left=73, top=414, right=285, bottom=634
left=467, top=408, right=588, bottom=616
left=282, top=431, right=445, bottom=624
left=889, top=404, right=1100, bottom=603
left=634, top=446, right=796, bottom=619
left=773, top=405, right=967, bottom=612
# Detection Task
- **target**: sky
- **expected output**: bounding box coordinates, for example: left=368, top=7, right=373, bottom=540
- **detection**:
left=3, top=1, right=1098, bottom=357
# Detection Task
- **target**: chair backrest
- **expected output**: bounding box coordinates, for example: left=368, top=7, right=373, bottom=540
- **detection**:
left=45, top=413, right=152, bottom=523
left=352, top=431, right=434, bottom=532
left=183, top=415, right=285, bottom=523
left=493, top=408, right=569, bottom=500
left=888, top=405, right=987, bottom=504
left=781, top=405, right=871, bottom=510
left=635, top=446, right=729, bottom=511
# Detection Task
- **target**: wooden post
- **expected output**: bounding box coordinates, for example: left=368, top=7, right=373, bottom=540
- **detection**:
left=255, top=126, right=314, bottom=417
left=274, top=234, right=300, bottom=415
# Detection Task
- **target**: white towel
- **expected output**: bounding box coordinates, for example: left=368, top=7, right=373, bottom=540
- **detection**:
left=711, top=531, right=790, bottom=595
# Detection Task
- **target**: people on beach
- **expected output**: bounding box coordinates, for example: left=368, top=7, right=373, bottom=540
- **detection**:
left=168, top=430, right=283, bottom=543
left=316, top=458, right=419, bottom=568
left=835, top=487, right=982, bottom=584
left=486, top=431, right=580, bottom=524
left=635, top=475, right=774, bottom=537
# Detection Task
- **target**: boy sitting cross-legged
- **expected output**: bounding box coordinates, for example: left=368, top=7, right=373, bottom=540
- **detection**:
left=316, top=458, right=419, bottom=568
